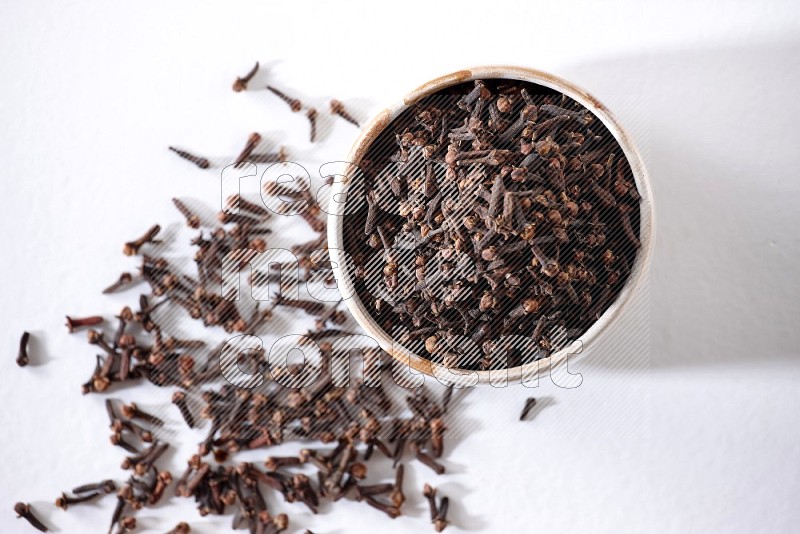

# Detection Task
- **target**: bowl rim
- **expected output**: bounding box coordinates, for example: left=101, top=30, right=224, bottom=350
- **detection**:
left=327, top=65, right=655, bottom=385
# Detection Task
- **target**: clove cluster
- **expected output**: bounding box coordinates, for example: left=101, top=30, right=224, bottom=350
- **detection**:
left=41, top=132, right=455, bottom=534
left=179, top=358, right=453, bottom=528
left=346, top=78, right=642, bottom=371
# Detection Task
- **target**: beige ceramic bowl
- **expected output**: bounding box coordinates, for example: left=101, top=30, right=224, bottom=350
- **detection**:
left=328, top=66, right=654, bottom=385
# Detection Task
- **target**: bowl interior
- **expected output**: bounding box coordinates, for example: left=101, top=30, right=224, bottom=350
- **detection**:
left=328, top=66, right=654, bottom=385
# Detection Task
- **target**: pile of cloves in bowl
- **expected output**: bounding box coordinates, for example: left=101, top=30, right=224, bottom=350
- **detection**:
left=344, top=78, right=641, bottom=372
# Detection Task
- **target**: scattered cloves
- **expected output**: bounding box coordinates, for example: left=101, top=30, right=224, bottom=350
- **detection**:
left=103, top=272, right=135, bottom=294
left=267, top=85, right=302, bottom=112
left=72, top=480, right=116, bottom=495
left=173, top=198, right=201, bottom=229
left=232, top=62, right=259, bottom=92
left=169, top=147, right=211, bottom=169
left=121, top=402, right=165, bottom=427
left=234, top=133, right=262, bottom=168
left=13, top=502, right=49, bottom=532
left=17, top=331, right=30, bottom=367
left=56, top=491, right=102, bottom=510
left=415, top=449, right=446, bottom=475
left=306, top=108, right=318, bottom=142
left=165, top=522, right=191, bottom=534
left=363, top=495, right=400, bottom=519
left=434, top=495, right=449, bottom=532
left=330, top=99, right=360, bottom=127
left=172, top=391, right=195, bottom=428
left=124, top=224, right=161, bottom=256
left=65, top=315, right=103, bottom=333
left=423, top=484, right=437, bottom=521
left=519, top=397, right=537, bottom=421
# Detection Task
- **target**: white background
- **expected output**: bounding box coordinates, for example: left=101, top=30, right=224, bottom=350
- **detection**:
left=2, top=1, right=800, bottom=533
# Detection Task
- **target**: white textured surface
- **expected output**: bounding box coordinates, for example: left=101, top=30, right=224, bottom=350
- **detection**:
left=1, top=1, right=799, bottom=533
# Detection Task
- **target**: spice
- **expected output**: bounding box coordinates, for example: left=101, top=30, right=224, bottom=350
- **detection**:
left=519, top=397, right=537, bottom=421
left=267, top=85, right=303, bottom=112
left=65, top=315, right=104, bottom=333
left=165, top=523, right=191, bottom=534
left=102, top=272, right=135, bottom=294
left=232, top=62, right=259, bottom=92
left=233, top=132, right=262, bottom=168
left=434, top=495, right=449, bottom=532
left=169, top=147, right=211, bottom=169
left=121, top=402, right=165, bottom=427
left=55, top=491, right=103, bottom=510
left=72, top=479, right=116, bottom=495
left=7, top=70, right=610, bottom=534
left=172, top=392, right=195, bottom=428
left=172, top=198, right=201, bottom=229
left=13, top=502, right=48, bottom=532
left=17, top=331, right=30, bottom=367
left=123, top=224, right=161, bottom=256
left=344, top=78, right=641, bottom=371
left=306, top=108, right=318, bottom=142
left=330, top=99, right=360, bottom=127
